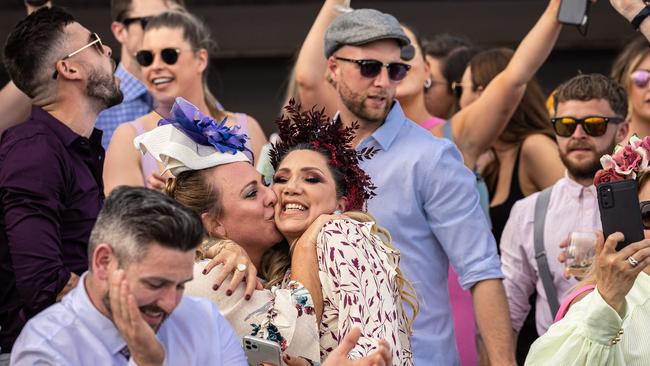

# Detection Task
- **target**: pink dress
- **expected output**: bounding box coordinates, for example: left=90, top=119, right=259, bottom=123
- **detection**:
left=448, top=266, right=477, bottom=366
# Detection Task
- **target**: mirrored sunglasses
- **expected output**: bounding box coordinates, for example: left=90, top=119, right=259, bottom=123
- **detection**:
left=551, top=116, right=625, bottom=137
left=135, top=48, right=181, bottom=67
left=335, top=57, right=411, bottom=82
left=631, top=69, right=650, bottom=89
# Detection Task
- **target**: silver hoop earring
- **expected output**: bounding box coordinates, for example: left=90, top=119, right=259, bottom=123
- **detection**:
left=424, top=78, right=432, bottom=89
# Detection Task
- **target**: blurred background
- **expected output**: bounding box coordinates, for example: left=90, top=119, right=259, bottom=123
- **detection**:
left=0, top=0, right=637, bottom=134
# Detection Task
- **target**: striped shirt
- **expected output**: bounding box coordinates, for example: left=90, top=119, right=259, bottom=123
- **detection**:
left=95, top=64, right=152, bottom=148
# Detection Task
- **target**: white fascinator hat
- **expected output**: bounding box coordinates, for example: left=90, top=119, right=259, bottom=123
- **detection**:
left=134, top=97, right=251, bottom=176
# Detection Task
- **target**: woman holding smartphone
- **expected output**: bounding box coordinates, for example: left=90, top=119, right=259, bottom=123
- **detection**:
left=525, top=134, right=650, bottom=365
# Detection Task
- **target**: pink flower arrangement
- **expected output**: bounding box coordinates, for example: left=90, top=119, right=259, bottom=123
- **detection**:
left=595, top=134, right=650, bottom=185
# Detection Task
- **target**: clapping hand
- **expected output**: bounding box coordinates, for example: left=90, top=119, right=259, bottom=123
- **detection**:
left=282, top=328, right=392, bottom=366
left=109, top=270, right=165, bottom=366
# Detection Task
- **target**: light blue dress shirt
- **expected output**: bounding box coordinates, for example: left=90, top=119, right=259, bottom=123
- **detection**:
left=10, top=273, right=247, bottom=365
left=354, top=102, right=503, bottom=365
left=95, top=64, right=153, bottom=149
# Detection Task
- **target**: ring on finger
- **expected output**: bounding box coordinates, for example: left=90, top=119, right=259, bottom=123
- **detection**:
left=236, top=263, right=247, bottom=272
left=628, top=256, right=640, bottom=268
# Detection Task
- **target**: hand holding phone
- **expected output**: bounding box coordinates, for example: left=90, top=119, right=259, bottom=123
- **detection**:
left=243, top=336, right=282, bottom=366
left=597, top=179, right=644, bottom=251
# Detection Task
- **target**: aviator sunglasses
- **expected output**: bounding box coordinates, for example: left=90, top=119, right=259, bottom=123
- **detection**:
left=631, top=69, right=650, bottom=89
left=52, top=32, right=105, bottom=79
left=135, top=48, right=181, bottom=67
left=551, top=116, right=625, bottom=137
left=335, top=57, right=411, bottom=82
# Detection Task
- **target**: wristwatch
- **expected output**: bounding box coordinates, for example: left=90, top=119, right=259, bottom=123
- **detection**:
left=632, top=5, right=650, bottom=31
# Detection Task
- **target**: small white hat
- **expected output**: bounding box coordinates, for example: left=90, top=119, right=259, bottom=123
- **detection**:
left=134, top=124, right=250, bottom=176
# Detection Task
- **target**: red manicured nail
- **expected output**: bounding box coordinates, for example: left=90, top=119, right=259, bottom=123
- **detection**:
left=226, top=290, right=232, bottom=296
left=202, top=269, right=207, bottom=275
left=212, top=284, right=219, bottom=291
left=245, top=294, right=251, bottom=301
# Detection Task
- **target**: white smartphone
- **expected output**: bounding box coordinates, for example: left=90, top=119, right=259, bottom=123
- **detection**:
left=242, top=335, right=282, bottom=366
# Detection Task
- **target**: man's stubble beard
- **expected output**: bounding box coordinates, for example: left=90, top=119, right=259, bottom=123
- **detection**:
left=338, top=78, right=392, bottom=124
left=86, top=64, right=123, bottom=112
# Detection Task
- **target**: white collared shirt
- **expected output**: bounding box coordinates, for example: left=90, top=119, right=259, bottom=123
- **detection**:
left=10, top=273, right=246, bottom=366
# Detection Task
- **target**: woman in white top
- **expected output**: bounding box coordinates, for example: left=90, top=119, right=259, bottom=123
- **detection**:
left=525, top=134, right=650, bottom=365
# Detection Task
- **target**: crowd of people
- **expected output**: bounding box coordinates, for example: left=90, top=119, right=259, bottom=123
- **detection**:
left=1, top=0, right=650, bottom=365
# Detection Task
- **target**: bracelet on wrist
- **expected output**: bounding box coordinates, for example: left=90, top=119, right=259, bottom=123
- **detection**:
left=631, top=5, right=650, bottom=31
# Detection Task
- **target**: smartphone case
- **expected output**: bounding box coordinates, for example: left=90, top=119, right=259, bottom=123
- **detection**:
left=597, top=179, right=644, bottom=251
left=557, top=0, right=590, bottom=26
left=243, top=336, right=282, bottom=366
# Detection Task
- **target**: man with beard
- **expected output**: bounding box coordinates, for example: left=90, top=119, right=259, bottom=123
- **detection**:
left=500, top=74, right=629, bottom=340
left=0, top=7, right=122, bottom=361
left=10, top=186, right=247, bottom=365
left=324, top=9, right=516, bottom=365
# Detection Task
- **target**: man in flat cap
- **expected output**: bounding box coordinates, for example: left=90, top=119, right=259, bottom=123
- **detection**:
left=318, top=8, right=516, bottom=366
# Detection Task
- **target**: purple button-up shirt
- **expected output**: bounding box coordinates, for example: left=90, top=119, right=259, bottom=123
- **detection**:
left=0, top=107, right=104, bottom=352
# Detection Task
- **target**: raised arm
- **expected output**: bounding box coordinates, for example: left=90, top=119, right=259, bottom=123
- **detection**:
left=452, top=0, right=563, bottom=169
left=610, top=0, right=650, bottom=39
left=294, top=0, right=345, bottom=113
left=103, top=122, right=146, bottom=196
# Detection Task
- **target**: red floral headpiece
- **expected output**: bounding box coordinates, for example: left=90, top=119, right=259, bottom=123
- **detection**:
left=269, top=100, right=377, bottom=211
left=594, top=134, right=650, bottom=185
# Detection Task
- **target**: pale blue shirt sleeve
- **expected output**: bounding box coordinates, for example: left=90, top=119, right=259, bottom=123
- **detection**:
left=421, top=141, right=503, bottom=290
left=208, top=302, right=247, bottom=365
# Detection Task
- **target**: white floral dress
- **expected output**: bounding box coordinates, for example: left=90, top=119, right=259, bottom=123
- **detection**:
left=185, top=261, right=321, bottom=365
left=291, top=218, right=413, bottom=365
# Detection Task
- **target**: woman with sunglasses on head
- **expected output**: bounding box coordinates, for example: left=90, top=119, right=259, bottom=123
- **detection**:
left=611, top=35, right=650, bottom=141
left=136, top=98, right=414, bottom=365
left=525, top=134, right=650, bottom=365
left=103, top=10, right=267, bottom=195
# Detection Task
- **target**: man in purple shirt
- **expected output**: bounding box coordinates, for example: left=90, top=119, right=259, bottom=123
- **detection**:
left=0, top=6, right=122, bottom=356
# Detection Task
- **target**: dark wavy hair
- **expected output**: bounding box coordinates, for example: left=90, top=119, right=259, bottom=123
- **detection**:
left=4, top=7, right=75, bottom=98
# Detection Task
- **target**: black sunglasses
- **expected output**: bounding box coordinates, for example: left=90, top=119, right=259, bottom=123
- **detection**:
left=121, top=16, right=152, bottom=29
left=52, top=32, right=105, bottom=79
left=135, top=48, right=181, bottom=67
left=335, top=57, right=410, bottom=82
left=551, top=116, right=625, bottom=137
left=640, top=201, right=650, bottom=229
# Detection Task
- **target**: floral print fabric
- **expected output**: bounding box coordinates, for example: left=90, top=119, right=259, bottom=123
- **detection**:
left=315, top=218, right=413, bottom=365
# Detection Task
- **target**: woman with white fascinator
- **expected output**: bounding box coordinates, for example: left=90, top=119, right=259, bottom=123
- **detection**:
left=135, top=97, right=399, bottom=365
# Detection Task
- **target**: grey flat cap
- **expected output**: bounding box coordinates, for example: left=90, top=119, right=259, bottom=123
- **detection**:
left=324, top=9, right=414, bottom=61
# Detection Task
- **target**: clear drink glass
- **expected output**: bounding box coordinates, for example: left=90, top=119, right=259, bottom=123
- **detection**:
left=564, top=231, right=597, bottom=277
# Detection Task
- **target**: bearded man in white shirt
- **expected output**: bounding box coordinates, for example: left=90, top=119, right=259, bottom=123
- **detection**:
left=500, top=73, right=629, bottom=343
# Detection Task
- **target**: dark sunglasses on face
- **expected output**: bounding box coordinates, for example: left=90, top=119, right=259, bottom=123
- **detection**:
left=451, top=81, right=472, bottom=100
left=52, top=32, right=105, bottom=79
left=631, top=69, right=650, bottom=89
left=551, top=116, right=625, bottom=137
left=121, top=16, right=152, bottom=29
left=334, top=57, right=411, bottom=82
left=135, top=48, right=181, bottom=67
left=640, top=200, right=650, bottom=229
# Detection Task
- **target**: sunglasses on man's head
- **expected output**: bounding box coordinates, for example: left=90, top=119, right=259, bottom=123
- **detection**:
left=551, top=116, right=625, bottom=137
left=121, top=16, right=152, bottom=29
left=631, top=69, right=650, bottom=89
left=135, top=48, right=181, bottom=67
left=639, top=201, right=650, bottom=230
left=334, top=57, right=411, bottom=82
left=52, top=32, right=106, bottom=79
